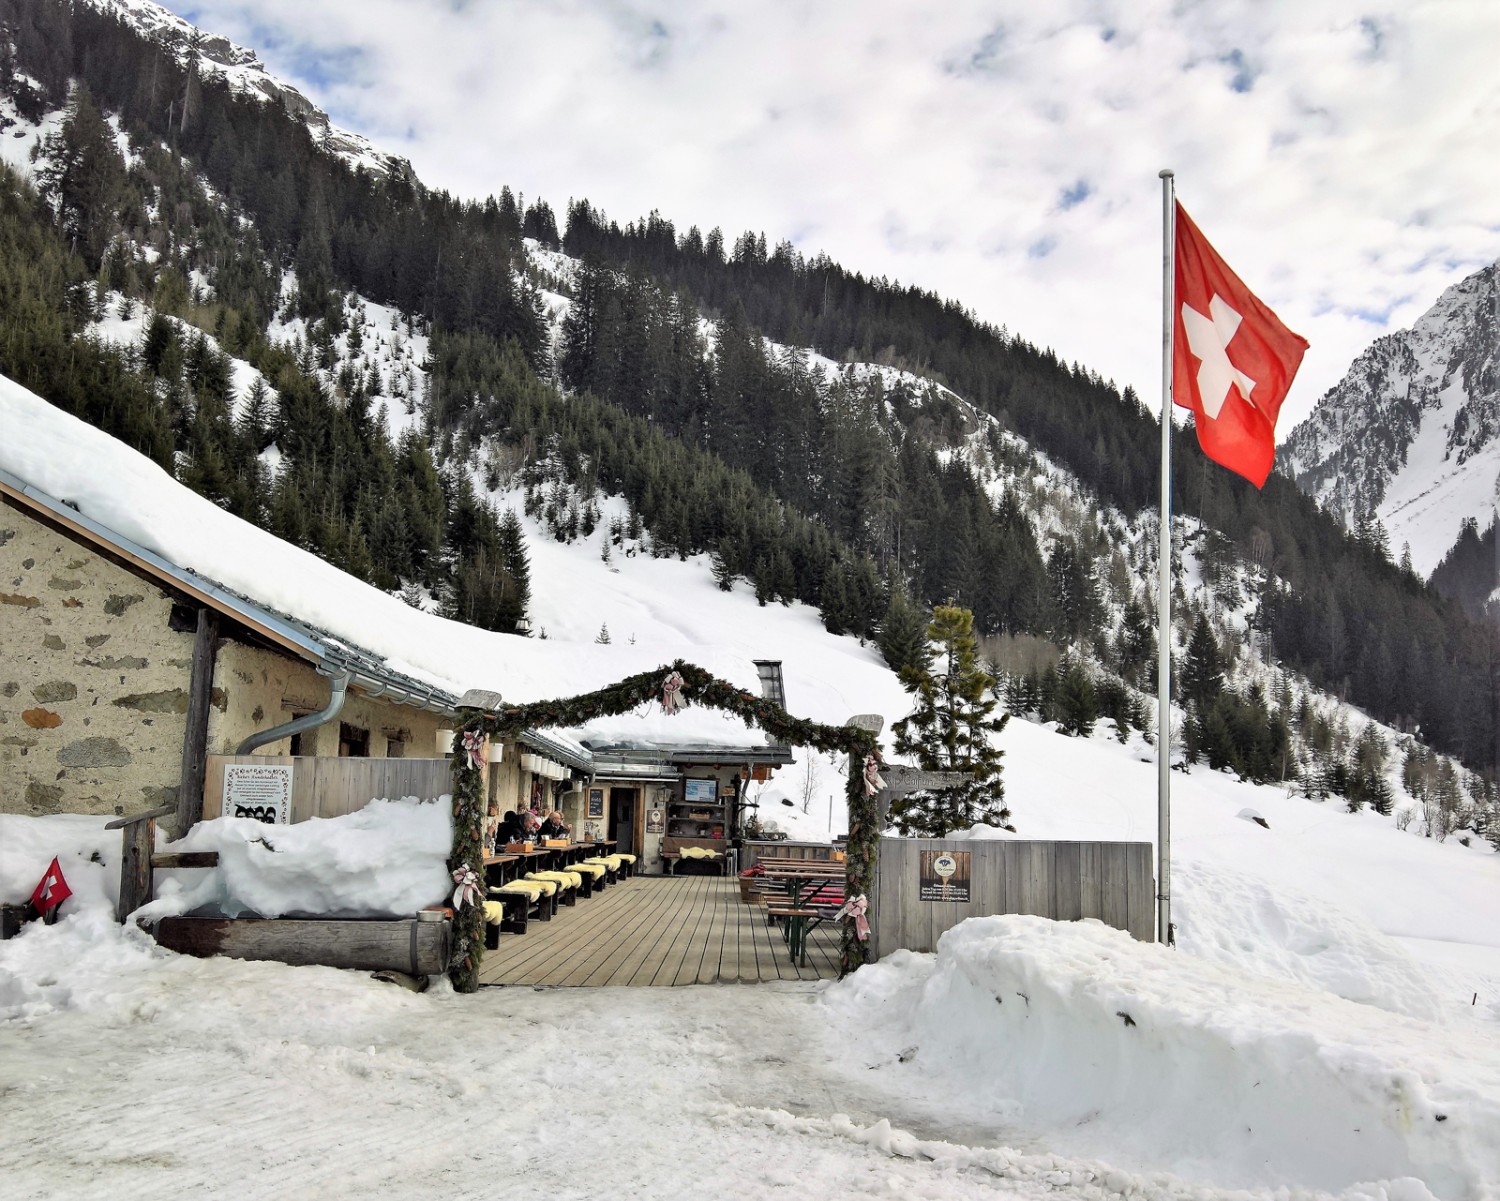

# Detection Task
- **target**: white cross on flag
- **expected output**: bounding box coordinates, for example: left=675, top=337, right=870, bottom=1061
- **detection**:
left=29, top=856, right=73, bottom=915
left=1173, top=202, right=1308, bottom=487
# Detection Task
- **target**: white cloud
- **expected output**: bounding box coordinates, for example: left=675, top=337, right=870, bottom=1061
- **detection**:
left=166, top=0, right=1500, bottom=435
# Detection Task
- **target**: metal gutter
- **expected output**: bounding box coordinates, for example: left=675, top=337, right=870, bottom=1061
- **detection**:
left=236, top=669, right=351, bottom=755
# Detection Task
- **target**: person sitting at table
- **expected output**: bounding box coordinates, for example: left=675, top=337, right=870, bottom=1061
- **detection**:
left=495, top=810, right=525, bottom=846
left=536, top=810, right=570, bottom=840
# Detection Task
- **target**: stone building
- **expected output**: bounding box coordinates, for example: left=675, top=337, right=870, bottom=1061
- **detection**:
left=1, top=465, right=457, bottom=833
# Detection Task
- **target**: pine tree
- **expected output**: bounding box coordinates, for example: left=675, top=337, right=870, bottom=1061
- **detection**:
left=1055, top=654, right=1098, bottom=737
left=1181, top=613, right=1224, bottom=709
left=890, top=605, right=1010, bottom=835
left=710, top=548, right=734, bottom=591
left=878, top=587, right=928, bottom=685
left=595, top=623, right=611, bottom=644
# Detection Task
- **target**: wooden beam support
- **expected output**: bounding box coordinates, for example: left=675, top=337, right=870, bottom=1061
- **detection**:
left=173, top=607, right=220, bottom=840
left=149, top=852, right=220, bottom=869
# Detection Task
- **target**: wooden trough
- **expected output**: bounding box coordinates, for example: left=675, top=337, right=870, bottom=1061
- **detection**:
left=153, top=915, right=451, bottom=976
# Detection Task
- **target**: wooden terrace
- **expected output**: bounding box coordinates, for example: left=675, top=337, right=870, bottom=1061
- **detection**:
left=477, top=874, right=841, bottom=987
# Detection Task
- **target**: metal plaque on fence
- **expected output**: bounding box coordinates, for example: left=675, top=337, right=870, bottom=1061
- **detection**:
left=919, top=850, right=970, bottom=902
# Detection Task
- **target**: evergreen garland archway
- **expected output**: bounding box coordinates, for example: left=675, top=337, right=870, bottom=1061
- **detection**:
left=446, top=660, right=880, bottom=992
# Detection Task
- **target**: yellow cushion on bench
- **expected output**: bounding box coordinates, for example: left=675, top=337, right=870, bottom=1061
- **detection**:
left=528, top=870, right=580, bottom=890
left=569, top=862, right=606, bottom=879
left=679, top=846, right=722, bottom=860
left=483, top=900, right=507, bottom=925
left=582, top=856, right=623, bottom=871
left=495, top=880, right=547, bottom=900
left=613, top=853, right=636, bottom=864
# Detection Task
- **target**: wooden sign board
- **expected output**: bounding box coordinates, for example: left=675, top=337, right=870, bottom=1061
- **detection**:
left=919, top=850, right=971, bottom=902
left=878, top=766, right=967, bottom=795
left=223, top=763, right=293, bottom=825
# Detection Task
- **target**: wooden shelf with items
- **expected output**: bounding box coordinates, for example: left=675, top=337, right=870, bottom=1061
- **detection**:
left=670, top=777, right=729, bottom=841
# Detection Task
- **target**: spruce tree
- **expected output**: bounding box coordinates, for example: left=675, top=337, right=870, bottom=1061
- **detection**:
left=1055, top=654, right=1098, bottom=737
left=890, top=605, right=1010, bottom=835
left=1182, top=613, right=1224, bottom=709
left=878, top=587, right=929, bottom=686
left=495, top=507, right=532, bottom=634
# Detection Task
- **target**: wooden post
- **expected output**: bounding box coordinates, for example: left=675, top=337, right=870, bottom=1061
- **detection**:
left=118, top=817, right=155, bottom=923
left=174, top=607, right=220, bottom=840
left=107, top=804, right=174, bottom=924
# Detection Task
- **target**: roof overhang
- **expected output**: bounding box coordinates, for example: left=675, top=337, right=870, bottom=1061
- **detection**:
left=1, top=469, right=457, bottom=717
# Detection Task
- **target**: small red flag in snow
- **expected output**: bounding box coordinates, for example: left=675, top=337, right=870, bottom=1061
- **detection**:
left=1173, top=201, right=1308, bottom=487
left=29, top=857, right=73, bottom=915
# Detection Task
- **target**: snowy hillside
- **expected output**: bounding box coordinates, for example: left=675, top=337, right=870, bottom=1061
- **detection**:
left=1282, top=258, right=1500, bottom=577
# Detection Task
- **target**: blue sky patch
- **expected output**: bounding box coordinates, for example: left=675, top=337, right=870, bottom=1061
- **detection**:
left=1059, top=180, right=1091, bottom=210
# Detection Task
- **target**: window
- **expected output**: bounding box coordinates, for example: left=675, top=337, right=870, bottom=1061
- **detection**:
left=339, top=723, right=370, bottom=758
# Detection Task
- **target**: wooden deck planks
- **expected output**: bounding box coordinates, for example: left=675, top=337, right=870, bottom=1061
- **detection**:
left=476, top=876, right=841, bottom=988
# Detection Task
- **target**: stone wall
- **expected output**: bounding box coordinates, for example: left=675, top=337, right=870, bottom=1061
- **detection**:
left=2, top=502, right=451, bottom=819
left=1, top=504, right=199, bottom=817
left=208, top=642, right=448, bottom=761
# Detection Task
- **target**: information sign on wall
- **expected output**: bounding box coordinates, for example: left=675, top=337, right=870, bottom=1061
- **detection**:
left=223, top=763, right=293, bottom=825
left=918, top=850, right=971, bottom=902
left=646, top=808, right=664, bottom=834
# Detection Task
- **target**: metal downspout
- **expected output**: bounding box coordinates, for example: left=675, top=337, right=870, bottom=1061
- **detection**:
left=235, top=670, right=353, bottom=756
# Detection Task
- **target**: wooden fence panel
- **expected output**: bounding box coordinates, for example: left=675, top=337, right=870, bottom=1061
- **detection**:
left=204, top=756, right=452, bottom=824
left=1052, top=842, right=1082, bottom=922
left=871, top=838, right=1154, bottom=958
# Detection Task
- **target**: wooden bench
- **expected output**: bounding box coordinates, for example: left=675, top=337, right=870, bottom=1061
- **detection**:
left=661, top=836, right=728, bottom=876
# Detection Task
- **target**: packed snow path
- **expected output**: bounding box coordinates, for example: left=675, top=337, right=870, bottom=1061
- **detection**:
left=0, top=952, right=1075, bottom=1200
left=3, top=916, right=1466, bottom=1201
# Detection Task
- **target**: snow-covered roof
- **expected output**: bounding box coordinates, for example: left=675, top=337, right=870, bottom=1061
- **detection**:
left=0, top=460, right=455, bottom=717
left=0, top=375, right=792, bottom=761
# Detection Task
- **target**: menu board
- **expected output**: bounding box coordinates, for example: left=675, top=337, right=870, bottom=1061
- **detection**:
left=684, top=778, right=717, bottom=804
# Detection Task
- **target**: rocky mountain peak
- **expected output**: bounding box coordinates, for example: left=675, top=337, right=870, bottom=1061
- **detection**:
left=1281, top=258, right=1500, bottom=576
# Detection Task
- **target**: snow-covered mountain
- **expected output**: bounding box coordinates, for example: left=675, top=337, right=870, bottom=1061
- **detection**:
left=1281, top=258, right=1500, bottom=577
left=85, top=0, right=409, bottom=178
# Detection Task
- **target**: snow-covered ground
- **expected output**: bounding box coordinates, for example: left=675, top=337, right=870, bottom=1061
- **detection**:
left=5, top=367, right=1500, bottom=1197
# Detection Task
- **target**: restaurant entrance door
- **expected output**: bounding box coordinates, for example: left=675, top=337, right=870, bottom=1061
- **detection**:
left=608, top=787, right=638, bottom=855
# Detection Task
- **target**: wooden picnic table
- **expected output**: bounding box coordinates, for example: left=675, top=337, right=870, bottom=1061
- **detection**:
left=758, top=866, right=845, bottom=966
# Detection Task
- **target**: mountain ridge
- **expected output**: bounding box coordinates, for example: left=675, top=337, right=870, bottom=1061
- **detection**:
left=1283, top=257, right=1500, bottom=579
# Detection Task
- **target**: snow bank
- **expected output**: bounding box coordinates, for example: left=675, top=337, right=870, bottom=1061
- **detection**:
left=1173, top=861, right=1453, bottom=1022
left=135, top=798, right=452, bottom=921
left=0, top=814, right=120, bottom=917
left=828, top=916, right=1500, bottom=1199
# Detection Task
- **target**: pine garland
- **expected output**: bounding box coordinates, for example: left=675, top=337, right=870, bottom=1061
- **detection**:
left=446, top=659, right=879, bottom=992
left=446, top=734, right=488, bottom=994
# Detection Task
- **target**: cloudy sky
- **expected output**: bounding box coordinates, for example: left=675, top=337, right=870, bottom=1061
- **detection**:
left=165, top=0, right=1500, bottom=435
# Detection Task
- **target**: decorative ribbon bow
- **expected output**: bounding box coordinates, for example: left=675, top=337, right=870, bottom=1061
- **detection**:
left=862, top=753, right=887, bottom=798
left=451, top=864, right=482, bottom=910
left=661, top=671, right=685, bottom=715
left=836, top=894, right=870, bottom=941
left=461, top=730, right=487, bottom=771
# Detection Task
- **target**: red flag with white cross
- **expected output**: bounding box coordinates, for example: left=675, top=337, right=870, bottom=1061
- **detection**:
left=29, top=857, right=73, bottom=915
left=1173, top=201, right=1308, bottom=487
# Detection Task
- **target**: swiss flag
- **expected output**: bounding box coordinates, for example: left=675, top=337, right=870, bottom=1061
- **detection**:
left=29, top=857, right=73, bottom=915
left=1173, top=201, right=1308, bottom=487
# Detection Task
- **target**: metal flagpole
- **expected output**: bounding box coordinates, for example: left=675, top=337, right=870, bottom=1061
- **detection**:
left=1157, top=169, right=1176, bottom=947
